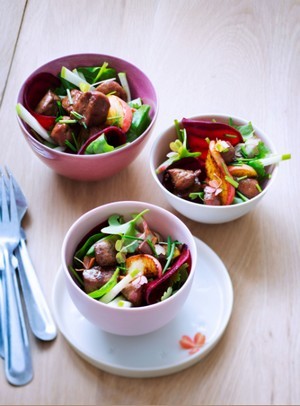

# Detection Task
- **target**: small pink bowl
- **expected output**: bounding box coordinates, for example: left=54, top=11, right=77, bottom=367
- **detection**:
left=16, top=54, right=158, bottom=181
left=61, top=201, right=197, bottom=336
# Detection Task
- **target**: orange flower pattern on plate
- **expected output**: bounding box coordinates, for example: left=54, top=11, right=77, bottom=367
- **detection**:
left=179, top=332, right=206, bottom=355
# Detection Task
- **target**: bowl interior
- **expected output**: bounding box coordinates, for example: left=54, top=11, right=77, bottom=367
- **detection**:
left=17, top=53, right=158, bottom=153
left=150, top=114, right=279, bottom=222
left=62, top=201, right=197, bottom=308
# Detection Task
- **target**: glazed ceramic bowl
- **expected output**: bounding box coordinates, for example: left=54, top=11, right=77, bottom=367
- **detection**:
left=61, top=201, right=197, bottom=336
left=16, top=54, right=158, bottom=181
left=150, top=114, right=278, bottom=224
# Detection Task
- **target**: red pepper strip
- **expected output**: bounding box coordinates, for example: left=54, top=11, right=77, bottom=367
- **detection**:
left=182, top=118, right=243, bottom=161
left=144, top=244, right=191, bottom=305
left=23, top=72, right=61, bottom=130
left=78, top=126, right=126, bottom=155
left=205, top=141, right=235, bottom=205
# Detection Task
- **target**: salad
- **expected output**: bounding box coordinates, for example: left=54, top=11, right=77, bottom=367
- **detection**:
left=16, top=62, right=152, bottom=154
left=69, top=209, right=192, bottom=307
left=156, top=118, right=291, bottom=205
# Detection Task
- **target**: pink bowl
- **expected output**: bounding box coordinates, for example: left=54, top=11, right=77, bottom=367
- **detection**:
left=61, top=201, right=197, bottom=336
left=17, top=54, right=158, bottom=181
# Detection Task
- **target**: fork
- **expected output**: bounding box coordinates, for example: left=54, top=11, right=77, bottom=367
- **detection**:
left=4, top=168, right=57, bottom=341
left=0, top=172, right=33, bottom=386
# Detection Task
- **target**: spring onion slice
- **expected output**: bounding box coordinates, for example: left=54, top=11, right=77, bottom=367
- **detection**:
left=61, top=67, right=96, bottom=92
left=107, top=295, right=132, bottom=308
left=100, top=269, right=141, bottom=304
left=16, top=103, right=56, bottom=144
left=118, top=72, right=131, bottom=101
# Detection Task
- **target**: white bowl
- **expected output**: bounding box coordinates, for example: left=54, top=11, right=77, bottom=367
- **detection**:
left=150, top=114, right=278, bottom=224
left=61, top=201, right=197, bottom=335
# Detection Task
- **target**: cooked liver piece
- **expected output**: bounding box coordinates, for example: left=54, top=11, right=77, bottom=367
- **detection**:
left=96, top=81, right=127, bottom=101
left=35, top=90, right=60, bottom=116
left=50, top=117, right=73, bottom=146
left=73, top=91, right=110, bottom=126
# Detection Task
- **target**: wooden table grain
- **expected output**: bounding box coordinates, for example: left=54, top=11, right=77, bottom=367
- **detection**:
left=0, top=0, right=299, bottom=404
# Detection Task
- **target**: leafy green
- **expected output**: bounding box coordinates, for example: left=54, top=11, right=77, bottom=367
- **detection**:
left=101, top=209, right=149, bottom=236
left=128, top=98, right=143, bottom=109
left=189, top=192, right=204, bottom=201
left=126, top=104, right=151, bottom=143
left=172, top=263, right=189, bottom=290
left=84, top=134, right=115, bottom=155
left=55, top=75, right=78, bottom=95
left=69, top=265, right=84, bottom=286
left=101, top=209, right=150, bottom=264
left=75, top=233, right=105, bottom=260
left=156, top=124, right=201, bottom=174
left=86, top=234, right=119, bottom=256
left=77, top=65, right=117, bottom=84
left=228, top=118, right=255, bottom=141
left=240, top=138, right=270, bottom=159
left=161, top=287, right=173, bottom=301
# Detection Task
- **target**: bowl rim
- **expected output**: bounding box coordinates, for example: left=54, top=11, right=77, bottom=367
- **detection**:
left=150, top=113, right=279, bottom=210
left=16, top=53, right=159, bottom=159
left=61, top=200, right=197, bottom=313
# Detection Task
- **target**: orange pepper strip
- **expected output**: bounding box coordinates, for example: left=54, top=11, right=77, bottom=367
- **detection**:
left=205, top=141, right=235, bottom=205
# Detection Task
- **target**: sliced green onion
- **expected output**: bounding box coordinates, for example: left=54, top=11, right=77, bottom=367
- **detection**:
left=16, top=103, right=56, bottom=144
left=224, top=133, right=238, bottom=138
left=107, top=295, right=132, bottom=308
left=93, top=77, right=116, bottom=87
left=256, top=183, right=262, bottom=192
left=258, top=153, right=291, bottom=166
left=67, top=88, right=73, bottom=105
left=58, top=119, right=77, bottom=124
left=64, top=140, right=77, bottom=152
left=94, top=62, right=109, bottom=83
left=236, top=175, right=248, bottom=181
left=225, top=175, right=239, bottom=188
left=163, top=238, right=176, bottom=274
left=71, top=110, right=84, bottom=120
left=61, top=66, right=95, bottom=91
left=100, top=268, right=140, bottom=304
left=118, top=72, right=131, bottom=101
left=236, top=190, right=249, bottom=202
left=72, top=68, right=86, bottom=81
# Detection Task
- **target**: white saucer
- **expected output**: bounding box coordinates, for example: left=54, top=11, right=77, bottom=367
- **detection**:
left=52, top=237, right=233, bottom=378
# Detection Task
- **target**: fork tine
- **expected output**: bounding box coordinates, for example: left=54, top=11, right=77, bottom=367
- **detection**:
left=5, top=166, right=26, bottom=204
left=0, top=174, right=9, bottom=223
left=8, top=176, right=18, bottom=224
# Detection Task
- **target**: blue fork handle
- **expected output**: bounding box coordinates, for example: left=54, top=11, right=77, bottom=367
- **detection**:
left=2, top=248, right=33, bottom=386
left=15, top=238, right=57, bottom=341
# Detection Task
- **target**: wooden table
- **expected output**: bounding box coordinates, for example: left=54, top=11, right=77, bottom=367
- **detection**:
left=0, top=0, right=299, bottom=404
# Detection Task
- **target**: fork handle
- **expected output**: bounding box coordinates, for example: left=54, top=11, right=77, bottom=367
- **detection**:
left=15, top=239, right=57, bottom=341
left=2, top=247, right=33, bottom=386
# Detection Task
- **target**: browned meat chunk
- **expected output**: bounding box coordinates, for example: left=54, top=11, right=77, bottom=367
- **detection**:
left=72, top=91, right=110, bottom=127
left=96, top=81, right=127, bottom=101
left=94, top=238, right=117, bottom=267
left=220, top=142, right=235, bottom=163
left=35, top=90, right=60, bottom=116
left=50, top=117, right=73, bottom=146
left=138, top=240, right=153, bottom=255
left=238, top=178, right=261, bottom=199
left=122, top=276, right=147, bottom=306
left=77, top=125, right=105, bottom=144
left=82, top=266, right=114, bottom=294
left=167, top=168, right=201, bottom=191
left=203, top=193, right=221, bottom=205
left=62, top=89, right=81, bottom=113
